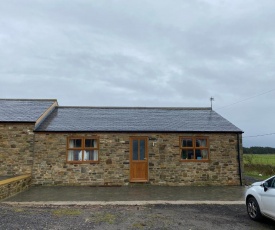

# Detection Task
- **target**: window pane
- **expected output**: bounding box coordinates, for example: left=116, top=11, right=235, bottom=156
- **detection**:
left=69, top=139, right=82, bottom=148
left=201, top=149, right=208, bottom=159
left=93, top=150, right=98, bottom=161
left=195, top=150, right=202, bottom=159
left=187, top=150, right=194, bottom=159
left=68, top=150, right=82, bottom=161
left=133, top=140, right=138, bottom=160
left=182, top=139, right=193, bottom=147
left=85, top=139, right=97, bottom=148
left=196, top=139, right=207, bottom=147
left=181, top=150, right=194, bottom=159
left=181, top=150, right=187, bottom=159
left=140, top=140, right=145, bottom=160
left=84, top=150, right=98, bottom=161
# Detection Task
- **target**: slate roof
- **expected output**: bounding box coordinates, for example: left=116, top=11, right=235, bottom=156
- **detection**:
left=35, top=107, right=243, bottom=133
left=0, top=99, right=57, bottom=122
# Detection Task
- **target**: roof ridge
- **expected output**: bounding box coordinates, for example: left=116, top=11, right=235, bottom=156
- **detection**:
left=56, top=106, right=212, bottom=110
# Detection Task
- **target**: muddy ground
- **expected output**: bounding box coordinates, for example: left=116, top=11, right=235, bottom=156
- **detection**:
left=0, top=204, right=274, bottom=230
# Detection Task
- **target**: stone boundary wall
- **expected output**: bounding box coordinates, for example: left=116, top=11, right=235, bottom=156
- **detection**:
left=0, top=174, right=31, bottom=200
left=32, top=132, right=243, bottom=186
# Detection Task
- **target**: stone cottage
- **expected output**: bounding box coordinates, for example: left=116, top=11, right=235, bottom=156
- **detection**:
left=0, top=99, right=243, bottom=186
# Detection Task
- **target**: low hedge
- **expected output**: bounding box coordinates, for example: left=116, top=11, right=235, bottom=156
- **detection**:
left=244, top=163, right=275, bottom=176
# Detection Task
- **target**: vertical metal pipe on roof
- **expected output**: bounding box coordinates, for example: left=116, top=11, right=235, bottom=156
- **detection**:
left=237, top=133, right=243, bottom=186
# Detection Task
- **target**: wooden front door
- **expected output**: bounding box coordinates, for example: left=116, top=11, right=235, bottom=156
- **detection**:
left=130, top=137, right=148, bottom=182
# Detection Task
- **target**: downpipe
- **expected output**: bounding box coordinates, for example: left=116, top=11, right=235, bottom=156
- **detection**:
left=237, top=133, right=243, bottom=186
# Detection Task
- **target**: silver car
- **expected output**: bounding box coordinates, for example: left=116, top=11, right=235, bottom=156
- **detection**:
left=245, top=175, right=275, bottom=221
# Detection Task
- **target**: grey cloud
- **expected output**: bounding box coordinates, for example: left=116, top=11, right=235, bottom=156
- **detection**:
left=1, top=0, right=275, bottom=146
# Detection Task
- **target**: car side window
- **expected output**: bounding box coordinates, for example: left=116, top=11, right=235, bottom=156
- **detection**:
left=266, top=177, right=275, bottom=188
left=271, top=178, right=275, bottom=188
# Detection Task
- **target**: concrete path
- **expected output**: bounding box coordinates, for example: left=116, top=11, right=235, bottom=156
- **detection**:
left=1, top=185, right=247, bottom=205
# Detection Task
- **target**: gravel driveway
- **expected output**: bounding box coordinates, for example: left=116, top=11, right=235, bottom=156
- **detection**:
left=0, top=204, right=274, bottom=230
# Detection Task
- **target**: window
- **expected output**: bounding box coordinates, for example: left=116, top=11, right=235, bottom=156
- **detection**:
left=180, top=137, right=209, bottom=161
left=67, top=137, right=99, bottom=163
left=266, top=177, right=275, bottom=188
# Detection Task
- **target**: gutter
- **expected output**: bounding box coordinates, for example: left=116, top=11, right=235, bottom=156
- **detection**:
left=34, top=130, right=244, bottom=133
left=237, top=133, right=243, bottom=186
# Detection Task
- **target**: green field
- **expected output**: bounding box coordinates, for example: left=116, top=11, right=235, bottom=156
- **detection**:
left=243, top=154, right=275, bottom=165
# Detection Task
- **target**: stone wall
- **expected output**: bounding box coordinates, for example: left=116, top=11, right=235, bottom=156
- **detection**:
left=32, top=132, right=243, bottom=186
left=0, top=174, right=31, bottom=200
left=0, top=123, right=35, bottom=176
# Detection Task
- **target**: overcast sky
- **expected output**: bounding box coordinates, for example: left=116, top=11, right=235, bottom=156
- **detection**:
left=0, top=0, right=275, bottom=147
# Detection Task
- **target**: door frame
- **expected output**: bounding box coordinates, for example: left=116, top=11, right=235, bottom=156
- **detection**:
left=129, top=136, right=149, bottom=182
